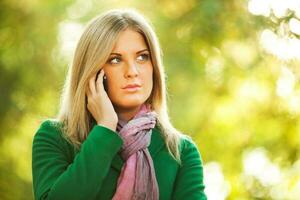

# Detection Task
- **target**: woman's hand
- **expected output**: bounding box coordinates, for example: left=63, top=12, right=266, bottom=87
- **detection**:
left=86, top=69, right=118, bottom=131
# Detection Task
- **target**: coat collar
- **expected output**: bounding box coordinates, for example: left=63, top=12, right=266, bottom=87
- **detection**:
left=111, top=125, right=165, bottom=172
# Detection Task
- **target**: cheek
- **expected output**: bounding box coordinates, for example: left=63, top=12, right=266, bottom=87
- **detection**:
left=105, top=72, right=121, bottom=96
left=107, top=80, right=120, bottom=96
left=142, top=68, right=153, bottom=93
left=145, top=73, right=153, bottom=87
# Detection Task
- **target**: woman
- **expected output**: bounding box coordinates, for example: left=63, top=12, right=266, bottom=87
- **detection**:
left=32, top=8, right=207, bottom=200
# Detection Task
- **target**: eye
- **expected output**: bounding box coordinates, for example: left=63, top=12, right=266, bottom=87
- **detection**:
left=108, top=57, right=121, bottom=64
left=137, top=53, right=149, bottom=62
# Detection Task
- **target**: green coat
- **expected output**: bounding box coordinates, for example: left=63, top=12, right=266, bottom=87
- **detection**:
left=32, top=120, right=207, bottom=200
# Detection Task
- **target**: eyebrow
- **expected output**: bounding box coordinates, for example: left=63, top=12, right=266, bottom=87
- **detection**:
left=110, top=49, right=149, bottom=56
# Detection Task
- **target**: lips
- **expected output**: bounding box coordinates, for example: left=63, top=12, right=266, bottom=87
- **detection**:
left=122, top=84, right=141, bottom=89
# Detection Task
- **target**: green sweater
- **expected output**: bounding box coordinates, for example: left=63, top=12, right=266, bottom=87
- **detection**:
left=32, top=120, right=207, bottom=200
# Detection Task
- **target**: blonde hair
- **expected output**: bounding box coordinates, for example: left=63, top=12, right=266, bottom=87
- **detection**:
left=57, top=8, right=185, bottom=164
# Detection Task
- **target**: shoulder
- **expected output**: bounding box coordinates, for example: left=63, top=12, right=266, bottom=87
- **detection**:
left=32, top=119, right=76, bottom=164
left=33, top=119, right=67, bottom=149
left=179, top=134, right=197, bottom=151
left=37, top=119, right=64, bottom=132
left=154, top=125, right=203, bottom=159
left=178, top=134, right=204, bottom=163
left=34, top=119, right=64, bottom=137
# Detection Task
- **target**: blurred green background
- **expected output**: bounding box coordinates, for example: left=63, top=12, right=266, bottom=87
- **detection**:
left=1, top=0, right=300, bottom=199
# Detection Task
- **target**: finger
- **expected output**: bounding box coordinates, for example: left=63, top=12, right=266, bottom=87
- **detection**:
left=96, top=69, right=105, bottom=92
left=89, top=73, right=97, bottom=95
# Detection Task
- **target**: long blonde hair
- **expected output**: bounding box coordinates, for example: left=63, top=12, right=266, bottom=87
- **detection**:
left=57, top=8, right=185, bottom=164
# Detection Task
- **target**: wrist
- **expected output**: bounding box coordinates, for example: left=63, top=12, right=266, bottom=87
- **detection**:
left=97, top=121, right=117, bottom=132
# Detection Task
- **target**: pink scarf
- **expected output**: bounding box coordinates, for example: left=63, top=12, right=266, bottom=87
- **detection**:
left=112, top=104, right=159, bottom=200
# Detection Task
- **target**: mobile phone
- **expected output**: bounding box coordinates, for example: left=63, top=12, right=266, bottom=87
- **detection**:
left=103, top=75, right=108, bottom=91
left=95, top=70, right=108, bottom=91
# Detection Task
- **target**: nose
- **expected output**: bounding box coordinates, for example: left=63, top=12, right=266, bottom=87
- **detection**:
left=124, top=62, right=139, bottom=79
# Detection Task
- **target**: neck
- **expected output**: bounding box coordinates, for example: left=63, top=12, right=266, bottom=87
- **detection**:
left=115, top=104, right=142, bottom=122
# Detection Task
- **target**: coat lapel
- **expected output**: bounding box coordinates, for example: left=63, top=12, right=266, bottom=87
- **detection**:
left=111, top=125, right=165, bottom=172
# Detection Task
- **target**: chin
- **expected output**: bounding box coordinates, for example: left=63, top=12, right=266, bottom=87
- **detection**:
left=113, top=96, right=148, bottom=109
left=120, top=100, right=144, bottom=108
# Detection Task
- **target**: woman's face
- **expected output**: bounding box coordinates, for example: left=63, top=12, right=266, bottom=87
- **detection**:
left=102, top=29, right=153, bottom=111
